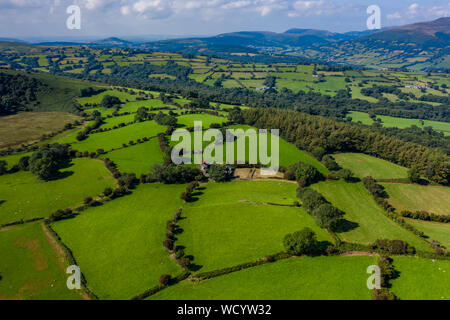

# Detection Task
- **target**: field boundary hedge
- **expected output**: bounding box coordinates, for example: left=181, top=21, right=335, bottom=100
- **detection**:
left=43, top=220, right=99, bottom=300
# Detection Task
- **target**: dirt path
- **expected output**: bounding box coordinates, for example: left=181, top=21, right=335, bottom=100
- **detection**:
left=41, top=222, right=92, bottom=300
left=339, top=251, right=377, bottom=257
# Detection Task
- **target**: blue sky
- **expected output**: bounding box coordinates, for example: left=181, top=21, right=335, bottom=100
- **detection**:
left=1, top=0, right=449, bottom=38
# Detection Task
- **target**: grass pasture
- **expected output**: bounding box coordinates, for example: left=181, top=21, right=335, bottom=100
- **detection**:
left=0, top=222, right=82, bottom=300
left=149, top=256, right=374, bottom=300
left=70, top=120, right=167, bottom=152
left=52, top=184, right=185, bottom=299
left=333, top=153, right=409, bottom=180
left=407, top=219, right=450, bottom=250
left=0, top=112, right=81, bottom=149
left=311, top=180, right=430, bottom=251
left=0, top=158, right=115, bottom=225
left=177, top=181, right=333, bottom=273
left=171, top=125, right=328, bottom=173
left=390, top=256, right=450, bottom=300
left=100, top=138, right=163, bottom=176
left=382, top=183, right=450, bottom=216
left=77, top=90, right=139, bottom=106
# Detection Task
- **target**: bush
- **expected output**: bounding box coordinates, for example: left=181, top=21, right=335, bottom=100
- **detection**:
left=0, top=160, right=7, bottom=175
left=372, top=239, right=414, bottom=254
left=163, top=239, right=174, bottom=251
left=337, top=169, right=353, bottom=182
left=322, top=155, right=340, bottom=171
left=208, top=164, right=230, bottom=182
left=84, top=197, right=93, bottom=205
left=373, top=288, right=396, bottom=300
left=295, top=163, right=322, bottom=186
left=18, top=156, right=30, bottom=171
left=297, top=188, right=328, bottom=212
left=283, top=228, right=319, bottom=256
left=159, top=274, right=171, bottom=286
left=312, top=203, right=344, bottom=231
left=103, top=187, right=113, bottom=197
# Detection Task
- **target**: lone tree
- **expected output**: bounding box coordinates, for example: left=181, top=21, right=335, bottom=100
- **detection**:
left=29, top=144, right=69, bottom=181
left=312, top=203, right=344, bottom=231
left=101, top=95, right=121, bottom=108
left=283, top=228, right=319, bottom=256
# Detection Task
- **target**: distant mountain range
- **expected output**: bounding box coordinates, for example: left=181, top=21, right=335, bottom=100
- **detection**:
left=1, top=17, right=448, bottom=70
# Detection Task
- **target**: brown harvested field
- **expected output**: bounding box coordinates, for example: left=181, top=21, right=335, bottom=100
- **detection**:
left=0, top=112, right=81, bottom=149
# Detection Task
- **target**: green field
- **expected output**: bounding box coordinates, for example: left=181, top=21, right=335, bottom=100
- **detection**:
left=390, top=256, right=450, bottom=300
left=177, top=181, right=333, bottom=272
left=52, top=184, right=185, bottom=299
left=333, top=153, right=409, bottom=180
left=77, top=90, right=138, bottom=106
left=150, top=256, right=374, bottom=300
left=70, top=120, right=167, bottom=152
left=0, top=222, right=83, bottom=300
left=177, top=114, right=227, bottom=128
left=172, top=125, right=328, bottom=173
left=311, top=180, right=430, bottom=251
left=348, top=111, right=450, bottom=136
left=382, top=183, right=450, bottom=216
left=100, top=138, right=163, bottom=176
left=0, top=158, right=115, bottom=225
left=407, top=219, right=450, bottom=250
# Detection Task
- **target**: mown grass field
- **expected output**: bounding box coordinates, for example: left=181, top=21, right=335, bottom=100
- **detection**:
left=390, top=256, right=450, bottom=300
left=70, top=120, right=167, bottom=152
left=407, top=219, right=450, bottom=250
left=0, top=158, right=115, bottom=225
left=311, top=180, right=430, bottom=251
left=177, top=181, right=333, bottom=272
left=0, top=112, right=81, bottom=149
left=0, top=222, right=82, bottom=300
left=333, top=153, right=409, bottom=180
left=177, top=114, right=227, bottom=128
left=348, top=111, right=450, bottom=136
left=77, top=90, right=138, bottom=106
left=149, top=256, right=374, bottom=300
left=52, top=184, right=185, bottom=300
left=382, top=183, right=450, bottom=216
left=100, top=138, right=163, bottom=176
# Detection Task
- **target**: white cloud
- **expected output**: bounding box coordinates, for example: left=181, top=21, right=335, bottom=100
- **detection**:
left=387, top=12, right=401, bottom=20
left=121, top=5, right=131, bottom=15
left=407, top=3, right=419, bottom=17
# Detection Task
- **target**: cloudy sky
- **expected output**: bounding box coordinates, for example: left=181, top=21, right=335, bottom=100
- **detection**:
left=1, top=0, right=449, bottom=39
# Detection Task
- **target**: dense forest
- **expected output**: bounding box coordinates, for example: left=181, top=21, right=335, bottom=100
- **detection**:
left=241, top=108, right=450, bottom=185
left=0, top=72, right=45, bottom=115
